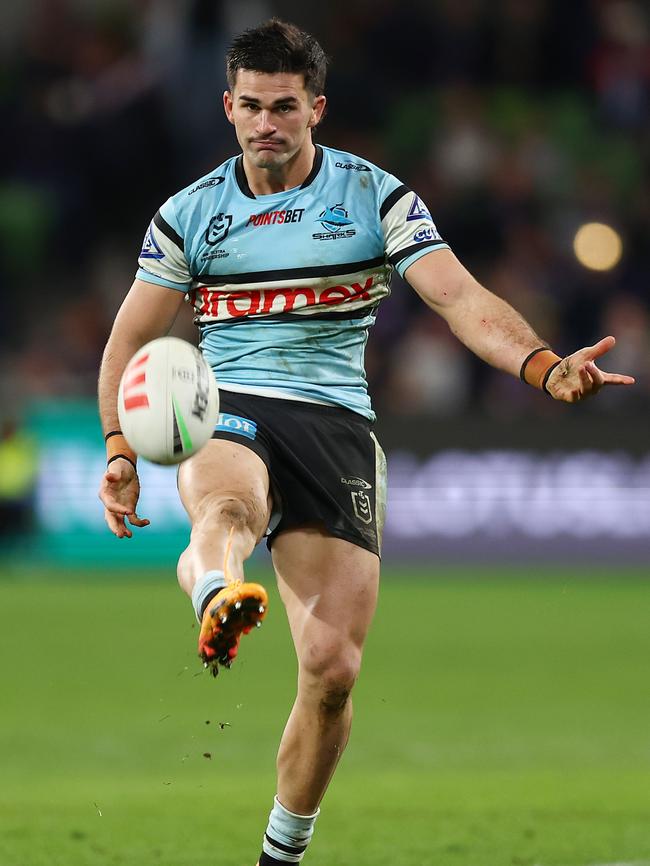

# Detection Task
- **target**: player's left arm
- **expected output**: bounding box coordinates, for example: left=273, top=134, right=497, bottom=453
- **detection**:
left=405, top=248, right=635, bottom=402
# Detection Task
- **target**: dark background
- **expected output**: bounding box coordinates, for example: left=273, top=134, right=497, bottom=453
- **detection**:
left=1, top=0, right=647, bottom=427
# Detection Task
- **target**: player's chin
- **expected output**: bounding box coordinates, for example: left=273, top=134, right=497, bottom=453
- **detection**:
left=249, top=149, right=288, bottom=169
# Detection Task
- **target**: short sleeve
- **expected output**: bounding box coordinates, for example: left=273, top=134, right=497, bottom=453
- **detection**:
left=136, top=199, right=192, bottom=291
left=380, top=183, right=449, bottom=277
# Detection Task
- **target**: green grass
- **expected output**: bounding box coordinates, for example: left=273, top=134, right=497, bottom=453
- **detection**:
left=1, top=567, right=649, bottom=866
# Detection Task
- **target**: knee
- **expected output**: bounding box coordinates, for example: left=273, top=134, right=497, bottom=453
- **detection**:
left=300, top=641, right=362, bottom=713
left=193, top=493, right=265, bottom=537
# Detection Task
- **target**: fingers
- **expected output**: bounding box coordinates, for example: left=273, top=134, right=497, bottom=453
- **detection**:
left=559, top=360, right=635, bottom=403
left=585, top=361, right=604, bottom=388
left=585, top=335, right=616, bottom=361
left=105, top=508, right=132, bottom=539
left=573, top=364, right=592, bottom=400
left=104, top=509, right=150, bottom=537
left=127, top=513, right=150, bottom=528
left=601, top=371, right=636, bottom=386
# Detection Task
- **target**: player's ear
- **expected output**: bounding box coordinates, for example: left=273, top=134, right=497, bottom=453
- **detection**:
left=223, top=90, right=235, bottom=124
left=308, top=95, right=327, bottom=129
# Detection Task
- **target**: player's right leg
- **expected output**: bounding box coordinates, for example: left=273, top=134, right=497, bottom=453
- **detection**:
left=176, top=439, right=273, bottom=674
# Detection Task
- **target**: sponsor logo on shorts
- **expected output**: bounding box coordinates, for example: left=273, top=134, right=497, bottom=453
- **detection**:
left=140, top=225, right=164, bottom=260
left=205, top=213, right=233, bottom=245
left=188, top=176, right=224, bottom=195
left=351, top=490, right=373, bottom=525
left=406, top=195, right=433, bottom=223
left=194, top=277, right=376, bottom=321
left=313, top=203, right=356, bottom=241
left=247, top=209, right=305, bottom=227
left=340, top=476, right=372, bottom=489
left=215, top=412, right=257, bottom=440
left=335, top=161, right=371, bottom=172
left=413, top=225, right=442, bottom=243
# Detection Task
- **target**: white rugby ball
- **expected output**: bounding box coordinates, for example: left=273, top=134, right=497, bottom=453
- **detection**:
left=118, top=337, right=219, bottom=465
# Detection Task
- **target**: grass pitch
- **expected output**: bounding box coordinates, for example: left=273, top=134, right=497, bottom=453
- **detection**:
left=1, top=566, right=649, bottom=866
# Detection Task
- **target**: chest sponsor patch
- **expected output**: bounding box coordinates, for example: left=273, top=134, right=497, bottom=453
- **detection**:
left=247, top=209, right=305, bottom=227
left=194, top=277, right=376, bottom=321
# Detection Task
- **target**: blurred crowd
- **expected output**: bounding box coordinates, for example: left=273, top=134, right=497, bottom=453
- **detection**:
left=1, top=0, right=648, bottom=422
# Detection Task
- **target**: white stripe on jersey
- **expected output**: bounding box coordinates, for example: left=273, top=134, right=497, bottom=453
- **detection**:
left=190, top=265, right=390, bottom=323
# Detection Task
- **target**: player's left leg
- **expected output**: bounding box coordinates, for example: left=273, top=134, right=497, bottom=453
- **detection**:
left=255, top=528, right=379, bottom=865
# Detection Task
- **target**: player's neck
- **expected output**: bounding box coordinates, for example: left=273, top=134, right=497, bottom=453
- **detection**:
left=242, top=141, right=316, bottom=196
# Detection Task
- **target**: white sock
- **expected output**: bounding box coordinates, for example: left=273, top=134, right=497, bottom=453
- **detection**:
left=262, top=796, right=320, bottom=863
left=191, top=569, right=227, bottom=622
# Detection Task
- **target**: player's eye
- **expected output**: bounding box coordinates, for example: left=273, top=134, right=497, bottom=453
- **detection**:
left=277, top=104, right=293, bottom=113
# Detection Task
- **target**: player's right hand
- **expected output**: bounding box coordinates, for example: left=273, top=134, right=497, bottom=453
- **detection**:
left=98, top=458, right=150, bottom=538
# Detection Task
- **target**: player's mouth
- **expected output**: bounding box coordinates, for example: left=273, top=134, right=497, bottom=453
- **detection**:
left=251, top=139, right=282, bottom=150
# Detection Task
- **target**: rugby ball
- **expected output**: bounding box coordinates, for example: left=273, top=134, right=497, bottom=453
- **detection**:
left=117, top=337, right=219, bottom=465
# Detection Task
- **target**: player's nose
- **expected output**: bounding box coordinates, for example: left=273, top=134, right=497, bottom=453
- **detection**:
left=255, top=111, right=276, bottom=134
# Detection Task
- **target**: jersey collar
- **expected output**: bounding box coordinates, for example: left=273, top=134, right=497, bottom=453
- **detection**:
left=235, top=145, right=324, bottom=199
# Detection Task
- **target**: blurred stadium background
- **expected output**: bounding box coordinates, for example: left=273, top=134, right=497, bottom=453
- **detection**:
left=1, top=2, right=649, bottom=865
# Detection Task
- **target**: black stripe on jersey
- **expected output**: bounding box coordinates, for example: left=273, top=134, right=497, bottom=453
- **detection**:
left=194, top=256, right=386, bottom=285
left=388, top=241, right=447, bottom=267
left=264, top=834, right=307, bottom=855
left=153, top=211, right=184, bottom=252
left=235, top=156, right=256, bottom=199
left=299, top=145, right=323, bottom=188
left=379, top=184, right=411, bottom=221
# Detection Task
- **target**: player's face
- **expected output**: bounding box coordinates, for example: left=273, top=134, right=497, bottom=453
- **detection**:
left=224, top=71, right=326, bottom=172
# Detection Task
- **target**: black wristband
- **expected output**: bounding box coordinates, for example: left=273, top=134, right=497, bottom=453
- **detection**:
left=519, top=347, right=550, bottom=382
left=107, top=453, right=137, bottom=471
left=541, top=360, right=562, bottom=396
left=104, top=430, right=123, bottom=442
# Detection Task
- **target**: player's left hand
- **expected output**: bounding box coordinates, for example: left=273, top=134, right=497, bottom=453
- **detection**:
left=546, top=336, right=635, bottom=403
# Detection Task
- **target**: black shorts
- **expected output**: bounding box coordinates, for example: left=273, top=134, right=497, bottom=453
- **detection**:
left=212, top=391, right=386, bottom=556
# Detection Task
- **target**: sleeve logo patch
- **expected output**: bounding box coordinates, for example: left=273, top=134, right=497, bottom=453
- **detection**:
left=413, top=224, right=442, bottom=242
left=140, top=224, right=164, bottom=259
left=406, top=195, right=433, bottom=223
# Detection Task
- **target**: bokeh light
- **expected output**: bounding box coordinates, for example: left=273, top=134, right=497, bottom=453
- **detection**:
left=573, top=222, right=623, bottom=271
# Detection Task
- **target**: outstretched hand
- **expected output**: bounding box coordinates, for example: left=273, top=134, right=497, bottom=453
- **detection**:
left=546, top=336, right=635, bottom=403
left=98, top=457, right=150, bottom=538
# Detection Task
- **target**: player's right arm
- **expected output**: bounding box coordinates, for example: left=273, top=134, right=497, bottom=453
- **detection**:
left=98, top=279, right=185, bottom=538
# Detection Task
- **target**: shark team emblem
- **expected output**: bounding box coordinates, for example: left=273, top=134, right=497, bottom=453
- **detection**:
left=313, top=204, right=356, bottom=240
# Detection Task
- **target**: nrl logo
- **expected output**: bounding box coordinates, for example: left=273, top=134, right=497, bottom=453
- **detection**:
left=205, top=213, right=233, bottom=245
left=351, top=490, right=373, bottom=525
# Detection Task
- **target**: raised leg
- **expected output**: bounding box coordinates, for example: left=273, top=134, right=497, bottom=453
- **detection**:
left=176, top=439, right=272, bottom=593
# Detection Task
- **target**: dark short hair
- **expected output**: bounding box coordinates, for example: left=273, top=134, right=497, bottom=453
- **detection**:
left=226, top=18, right=328, bottom=96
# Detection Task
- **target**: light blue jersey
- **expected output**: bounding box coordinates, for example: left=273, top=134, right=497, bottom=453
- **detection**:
left=137, top=145, right=449, bottom=420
